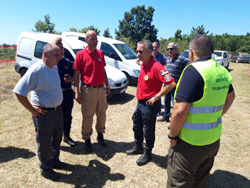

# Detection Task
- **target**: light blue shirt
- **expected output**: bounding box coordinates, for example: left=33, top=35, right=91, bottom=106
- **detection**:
left=13, top=60, right=63, bottom=107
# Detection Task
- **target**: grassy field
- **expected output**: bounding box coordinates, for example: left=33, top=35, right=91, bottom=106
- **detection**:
left=0, top=62, right=250, bottom=188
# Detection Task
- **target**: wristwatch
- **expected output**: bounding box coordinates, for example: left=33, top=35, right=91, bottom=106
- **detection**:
left=168, top=133, right=178, bottom=140
left=154, top=95, right=158, bottom=100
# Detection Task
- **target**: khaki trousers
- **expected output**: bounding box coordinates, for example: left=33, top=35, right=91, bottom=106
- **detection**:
left=80, top=85, right=108, bottom=140
left=167, top=138, right=220, bottom=188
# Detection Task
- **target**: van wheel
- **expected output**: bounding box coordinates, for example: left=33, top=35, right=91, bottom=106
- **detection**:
left=125, top=72, right=130, bottom=85
left=20, top=68, right=28, bottom=77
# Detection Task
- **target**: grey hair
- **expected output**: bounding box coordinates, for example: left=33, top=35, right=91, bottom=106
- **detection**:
left=43, top=43, right=53, bottom=53
left=137, top=40, right=153, bottom=51
left=168, top=42, right=178, bottom=48
left=189, top=35, right=214, bottom=57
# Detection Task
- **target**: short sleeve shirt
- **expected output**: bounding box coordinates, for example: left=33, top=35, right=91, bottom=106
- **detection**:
left=74, top=47, right=106, bottom=86
left=153, top=52, right=167, bottom=66
left=136, top=57, right=175, bottom=100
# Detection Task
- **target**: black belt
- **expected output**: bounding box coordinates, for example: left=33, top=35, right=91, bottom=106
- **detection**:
left=41, top=106, right=60, bottom=111
left=82, top=83, right=103, bottom=88
left=138, top=99, right=149, bottom=102
left=62, top=87, right=71, bottom=91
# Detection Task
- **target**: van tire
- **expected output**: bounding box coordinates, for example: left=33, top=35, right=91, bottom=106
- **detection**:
left=20, top=68, right=28, bottom=77
left=125, top=72, right=130, bottom=85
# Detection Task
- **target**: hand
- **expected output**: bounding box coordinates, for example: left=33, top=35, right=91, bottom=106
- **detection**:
left=136, top=58, right=141, bottom=66
left=171, top=139, right=178, bottom=147
left=106, top=87, right=110, bottom=96
left=64, top=75, right=73, bottom=83
left=32, top=106, right=47, bottom=116
left=75, top=92, right=82, bottom=104
left=146, top=97, right=157, bottom=106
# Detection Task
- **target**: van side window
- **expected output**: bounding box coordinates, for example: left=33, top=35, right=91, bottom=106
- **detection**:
left=100, top=42, right=121, bottom=61
left=34, top=41, right=47, bottom=59
left=223, top=52, right=227, bottom=58
left=19, top=38, right=33, bottom=55
left=64, top=48, right=74, bottom=62
left=79, top=37, right=86, bottom=42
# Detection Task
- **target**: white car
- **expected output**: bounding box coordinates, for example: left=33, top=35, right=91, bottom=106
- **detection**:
left=14, top=32, right=128, bottom=99
left=212, top=50, right=230, bottom=69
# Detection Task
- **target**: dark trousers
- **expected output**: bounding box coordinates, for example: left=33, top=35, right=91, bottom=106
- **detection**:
left=167, top=138, right=220, bottom=188
left=32, top=106, right=63, bottom=172
left=61, top=89, right=74, bottom=137
left=132, top=99, right=161, bottom=149
left=164, top=86, right=176, bottom=119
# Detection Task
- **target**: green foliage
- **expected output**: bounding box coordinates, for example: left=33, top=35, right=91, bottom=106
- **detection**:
left=32, top=14, right=58, bottom=34
left=115, top=5, right=158, bottom=50
left=0, top=46, right=16, bottom=60
left=69, top=26, right=101, bottom=35
left=103, top=28, right=112, bottom=38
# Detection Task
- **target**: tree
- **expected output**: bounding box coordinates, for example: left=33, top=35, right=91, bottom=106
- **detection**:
left=190, top=25, right=209, bottom=38
left=33, top=14, right=58, bottom=34
left=174, top=29, right=182, bottom=41
left=103, top=28, right=112, bottom=38
left=69, top=26, right=100, bottom=35
left=115, top=5, right=158, bottom=48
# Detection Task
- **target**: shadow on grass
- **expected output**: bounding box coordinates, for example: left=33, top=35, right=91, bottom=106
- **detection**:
left=208, top=170, right=250, bottom=188
left=0, top=146, right=36, bottom=163
left=59, top=159, right=125, bottom=188
left=108, top=93, right=135, bottom=105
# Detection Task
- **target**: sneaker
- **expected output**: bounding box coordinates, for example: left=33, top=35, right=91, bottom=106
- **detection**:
left=64, top=137, right=77, bottom=147
left=41, top=170, right=60, bottom=181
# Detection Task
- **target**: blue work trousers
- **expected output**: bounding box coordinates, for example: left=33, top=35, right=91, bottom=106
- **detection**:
left=164, top=86, right=176, bottom=119
left=132, top=99, right=161, bottom=149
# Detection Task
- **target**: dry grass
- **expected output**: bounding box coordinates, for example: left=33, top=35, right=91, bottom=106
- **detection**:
left=0, top=62, right=250, bottom=188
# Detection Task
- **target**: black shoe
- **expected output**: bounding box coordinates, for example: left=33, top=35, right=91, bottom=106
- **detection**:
left=84, top=138, right=92, bottom=152
left=167, top=125, right=170, bottom=130
left=157, top=117, right=170, bottom=122
left=126, top=143, right=143, bottom=155
left=64, top=137, right=77, bottom=147
left=97, top=133, right=107, bottom=147
left=136, top=148, right=152, bottom=166
left=41, top=170, right=60, bottom=181
left=52, top=161, right=68, bottom=170
left=156, top=112, right=161, bottom=117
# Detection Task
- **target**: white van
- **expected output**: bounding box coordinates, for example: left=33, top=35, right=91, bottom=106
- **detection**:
left=61, top=32, right=140, bottom=85
left=14, top=32, right=128, bottom=99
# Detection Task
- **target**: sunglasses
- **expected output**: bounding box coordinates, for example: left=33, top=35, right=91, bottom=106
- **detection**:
left=136, top=50, right=143, bottom=54
left=167, top=48, right=175, bottom=51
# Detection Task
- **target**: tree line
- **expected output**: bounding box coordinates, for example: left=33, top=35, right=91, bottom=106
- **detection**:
left=3, top=5, right=250, bottom=57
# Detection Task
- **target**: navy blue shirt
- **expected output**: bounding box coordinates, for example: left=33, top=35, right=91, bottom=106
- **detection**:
left=166, top=53, right=189, bottom=83
left=175, top=56, right=234, bottom=103
left=57, top=57, right=74, bottom=89
left=153, top=52, right=167, bottom=66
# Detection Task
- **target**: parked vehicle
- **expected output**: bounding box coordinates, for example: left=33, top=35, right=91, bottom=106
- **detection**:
left=61, top=32, right=140, bottom=85
left=230, top=52, right=250, bottom=63
left=213, top=50, right=230, bottom=69
left=14, top=32, right=128, bottom=99
left=181, top=49, right=230, bottom=69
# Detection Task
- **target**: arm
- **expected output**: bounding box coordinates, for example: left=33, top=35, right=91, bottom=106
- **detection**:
left=147, top=81, right=176, bottom=106
left=222, top=91, right=235, bottom=116
left=74, top=69, right=82, bottom=104
left=136, top=58, right=142, bottom=66
left=103, top=69, right=110, bottom=95
left=15, top=93, right=46, bottom=115
left=169, top=99, right=190, bottom=147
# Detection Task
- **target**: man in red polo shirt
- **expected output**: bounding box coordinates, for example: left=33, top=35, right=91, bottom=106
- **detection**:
left=74, top=30, right=110, bottom=152
left=126, top=40, right=176, bottom=166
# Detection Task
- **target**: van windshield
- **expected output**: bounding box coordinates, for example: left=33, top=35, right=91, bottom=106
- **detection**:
left=114, top=44, right=137, bottom=60
left=213, top=52, right=222, bottom=57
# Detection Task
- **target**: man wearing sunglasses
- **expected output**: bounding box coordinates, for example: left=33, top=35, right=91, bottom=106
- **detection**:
left=126, top=40, right=176, bottom=166
left=157, top=42, right=189, bottom=125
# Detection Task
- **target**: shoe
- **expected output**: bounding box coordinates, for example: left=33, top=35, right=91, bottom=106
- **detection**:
left=64, top=137, right=77, bottom=147
left=41, top=170, right=60, bottom=181
left=84, top=138, right=92, bottom=152
left=52, top=161, right=67, bottom=169
left=136, top=148, right=152, bottom=166
left=157, top=112, right=161, bottom=117
left=97, top=133, right=107, bottom=147
left=157, top=117, right=170, bottom=122
left=167, top=125, right=170, bottom=130
left=126, top=143, right=143, bottom=155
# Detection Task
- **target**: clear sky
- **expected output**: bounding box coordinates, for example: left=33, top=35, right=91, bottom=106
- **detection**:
left=1, top=0, right=249, bottom=45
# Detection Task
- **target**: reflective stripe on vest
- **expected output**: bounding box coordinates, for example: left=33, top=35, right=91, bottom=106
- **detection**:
left=189, top=104, right=224, bottom=114
left=183, top=117, right=222, bottom=130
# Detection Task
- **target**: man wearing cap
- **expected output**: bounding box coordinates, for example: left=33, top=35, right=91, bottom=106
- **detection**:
left=13, top=43, right=67, bottom=181
left=157, top=42, right=189, bottom=124
left=166, top=35, right=235, bottom=187
left=52, top=37, right=76, bottom=147
left=126, top=40, right=175, bottom=166
left=74, top=30, right=110, bottom=153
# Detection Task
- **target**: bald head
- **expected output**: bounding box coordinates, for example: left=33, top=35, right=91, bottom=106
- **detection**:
left=189, top=35, right=214, bottom=57
left=85, top=30, right=98, bottom=52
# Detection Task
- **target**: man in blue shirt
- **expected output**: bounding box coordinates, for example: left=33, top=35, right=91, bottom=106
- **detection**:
left=13, top=44, right=66, bottom=181
left=157, top=42, right=189, bottom=125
